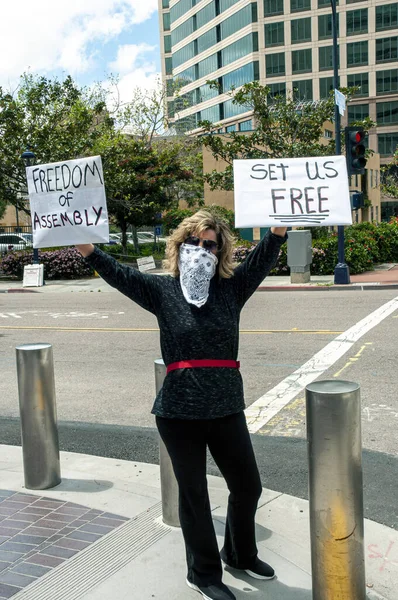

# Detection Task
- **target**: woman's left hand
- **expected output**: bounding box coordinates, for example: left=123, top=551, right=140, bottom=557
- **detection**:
left=270, top=227, right=288, bottom=237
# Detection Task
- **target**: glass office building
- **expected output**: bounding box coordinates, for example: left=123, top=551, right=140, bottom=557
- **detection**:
left=158, top=0, right=398, bottom=159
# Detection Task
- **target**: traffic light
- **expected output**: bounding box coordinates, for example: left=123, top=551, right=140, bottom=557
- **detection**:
left=350, top=191, right=364, bottom=210
left=345, top=127, right=367, bottom=176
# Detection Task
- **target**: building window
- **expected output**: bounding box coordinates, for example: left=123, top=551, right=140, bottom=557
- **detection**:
left=318, top=0, right=338, bottom=6
left=196, top=1, right=217, bottom=29
left=197, top=28, right=217, bottom=55
left=347, top=72, right=369, bottom=96
left=220, top=0, right=240, bottom=11
left=346, top=9, right=368, bottom=36
left=348, top=104, right=369, bottom=122
left=347, top=41, right=368, bottom=66
left=292, top=49, right=312, bottom=74
left=266, top=52, right=285, bottom=77
left=222, top=33, right=258, bottom=68
left=264, top=0, right=283, bottom=16
left=376, top=4, right=398, bottom=32
left=319, top=45, right=340, bottom=71
left=165, top=57, right=173, bottom=75
left=170, top=0, right=192, bottom=23
left=196, top=83, right=219, bottom=104
left=162, top=0, right=170, bottom=7
left=166, top=79, right=175, bottom=97
left=290, top=0, right=311, bottom=13
left=264, top=22, right=284, bottom=47
left=221, top=33, right=258, bottom=67
left=164, top=35, right=172, bottom=54
left=377, top=101, right=398, bottom=124
left=324, top=129, right=333, bottom=139
left=226, top=124, right=236, bottom=132
left=171, top=17, right=194, bottom=45
left=376, top=69, right=398, bottom=95
left=376, top=37, right=398, bottom=64
left=378, top=134, right=398, bottom=156
left=319, top=76, right=339, bottom=99
left=163, top=12, right=171, bottom=31
left=239, top=119, right=253, bottom=131
left=222, top=62, right=259, bottom=92
left=200, top=104, right=221, bottom=122
left=268, top=82, right=286, bottom=100
left=293, top=79, right=313, bottom=101
left=173, top=65, right=197, bottom=88
left=291, top=17, right=311, bottom=43
left=198, top=53, right=218, bottom=79
left=220, top=3, right=257, bottom=40
left=224, top=98, right=248, bottom=118
left=173, top=41, right=196, bottom=69
left=318, top=14, right=339, bottom=40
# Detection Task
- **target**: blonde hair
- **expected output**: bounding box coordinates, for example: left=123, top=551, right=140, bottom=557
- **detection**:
left=165, top=210, right=235, bottom=279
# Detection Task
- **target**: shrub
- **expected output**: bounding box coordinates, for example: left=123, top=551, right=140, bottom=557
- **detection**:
left=0, top=248, right=94, bottom=280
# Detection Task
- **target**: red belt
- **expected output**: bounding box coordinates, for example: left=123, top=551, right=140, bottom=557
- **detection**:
left=166, top=359, right=240, bottom=374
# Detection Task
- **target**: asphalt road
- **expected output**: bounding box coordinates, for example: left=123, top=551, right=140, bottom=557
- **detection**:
left=0, top=287, right=397, bottom=528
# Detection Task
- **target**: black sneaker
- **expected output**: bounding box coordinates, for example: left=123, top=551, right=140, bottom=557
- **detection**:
left=186, top=579, right=236, bottom=600
left=221, top=551, right=275, bottom=581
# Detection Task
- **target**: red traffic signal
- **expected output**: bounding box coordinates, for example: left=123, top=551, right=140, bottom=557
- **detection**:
left=345, top=127, right=367, bottom=175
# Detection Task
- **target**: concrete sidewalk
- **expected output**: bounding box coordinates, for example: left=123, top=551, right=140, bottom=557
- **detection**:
left=0, top=445, right=396, bottom=599
left=1, top=263, right=398, bottom=294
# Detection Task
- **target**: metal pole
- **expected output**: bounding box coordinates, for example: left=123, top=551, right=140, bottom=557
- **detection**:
left=16, top=343, right=61, bottom=490
left=306, top=380, right=365, bottom=600
left=154, top=359, right=180, bottom=527
left=331, top=0, right=350, bottom=285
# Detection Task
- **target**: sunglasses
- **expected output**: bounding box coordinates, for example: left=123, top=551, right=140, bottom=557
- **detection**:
left=184, top=236, right=218, bottom=252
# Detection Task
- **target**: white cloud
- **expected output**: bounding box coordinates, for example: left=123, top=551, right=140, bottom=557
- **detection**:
left=0, top=0, right=159, bottom=85
left=109, top=43, right=156, bottom=74
left=107, top=44, right=160, bottom=106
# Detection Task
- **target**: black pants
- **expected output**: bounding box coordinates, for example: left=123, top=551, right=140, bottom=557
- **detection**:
left=156, top=411, right=262, bottom=586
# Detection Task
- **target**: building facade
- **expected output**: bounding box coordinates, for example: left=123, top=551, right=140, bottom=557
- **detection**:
left=158, top=0, right=398, bottom=162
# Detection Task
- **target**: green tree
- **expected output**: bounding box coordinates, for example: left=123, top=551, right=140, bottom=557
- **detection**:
left=96, top=132, right=194, bottom=253
left=0, top=73, right=115, bottom=218
left=381, top=148, right=398, bottom=199
left=199, top=82, right=374, bottom=191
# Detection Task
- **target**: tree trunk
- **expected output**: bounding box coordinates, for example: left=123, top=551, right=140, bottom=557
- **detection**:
left=120, top=221, right=128, bottom=256
left=131, top=225, right=140, bottom=255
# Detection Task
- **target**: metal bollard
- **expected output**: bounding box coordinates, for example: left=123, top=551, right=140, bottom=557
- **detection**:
left=16, top=343, right=61, bottom=490
left=154, top=359, right=180, bottom=527
left=306, top=380, right=365, bottom=600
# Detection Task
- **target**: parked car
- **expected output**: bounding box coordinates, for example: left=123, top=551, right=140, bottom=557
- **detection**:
left=0, top=233, right=32, bottom=254
left=20, top=233, right=33, bottom=244
left=106, top=234, right=121, bottom=245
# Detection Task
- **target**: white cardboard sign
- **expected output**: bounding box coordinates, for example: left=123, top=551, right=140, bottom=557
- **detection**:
left=23, top=264, right=44, bottom=287
left=233, top=156, right=352, bottom=228
left=137, top=256, right=156, bottom=272
left=26, top=156, right=109, bottom=249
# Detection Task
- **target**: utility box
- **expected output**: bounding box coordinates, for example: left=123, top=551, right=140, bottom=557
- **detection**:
left=287, top=230, right=313, bottom=284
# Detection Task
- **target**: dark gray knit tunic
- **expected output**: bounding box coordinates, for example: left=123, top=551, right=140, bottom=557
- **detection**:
left=85, top=230, right=287, bottom=419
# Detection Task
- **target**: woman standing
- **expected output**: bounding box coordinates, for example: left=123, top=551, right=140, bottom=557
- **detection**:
left=77, top=210, right=287, bottom=600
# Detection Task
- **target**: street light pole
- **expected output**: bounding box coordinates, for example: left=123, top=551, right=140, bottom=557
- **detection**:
left=331, top=0, right=350, bottom=284
left=21, top=146, right=39, bottom=265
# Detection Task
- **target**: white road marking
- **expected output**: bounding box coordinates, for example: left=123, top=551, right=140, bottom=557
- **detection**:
left=245, top=295, right=398, bottom=433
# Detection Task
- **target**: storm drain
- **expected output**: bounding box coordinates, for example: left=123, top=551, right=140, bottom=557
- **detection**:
left=13, top=502, right=169, bottom=599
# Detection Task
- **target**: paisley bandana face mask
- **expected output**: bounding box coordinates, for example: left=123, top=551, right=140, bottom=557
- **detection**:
left=178, top=244, right=218, bottom=308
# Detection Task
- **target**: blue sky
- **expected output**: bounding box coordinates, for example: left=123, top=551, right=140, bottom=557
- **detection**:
left=1, top=1, right=162, bottom=103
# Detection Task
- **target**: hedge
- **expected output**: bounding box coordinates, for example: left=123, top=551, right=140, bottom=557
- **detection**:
left=0, top=247, right=94, bottom=279
left=2, top=220, right=398, bottom=279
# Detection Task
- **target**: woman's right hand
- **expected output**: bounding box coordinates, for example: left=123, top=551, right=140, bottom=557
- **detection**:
left=76, top=244, right=95, bottom=257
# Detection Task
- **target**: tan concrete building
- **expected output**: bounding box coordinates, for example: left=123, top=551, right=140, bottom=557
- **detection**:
left=158, top=0, right=398, bottom=158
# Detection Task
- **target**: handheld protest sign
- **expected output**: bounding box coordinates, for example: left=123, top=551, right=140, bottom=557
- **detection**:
left=26, top=156, right=109, bottom=249
left=233, top=156, right=352, bottom=228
